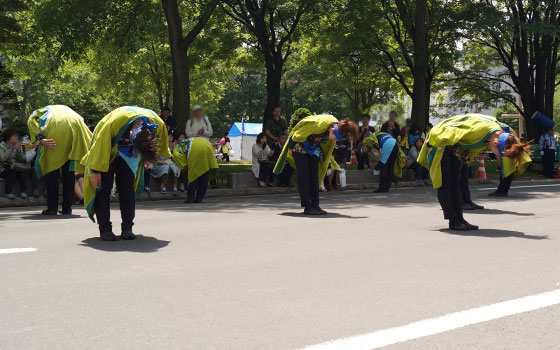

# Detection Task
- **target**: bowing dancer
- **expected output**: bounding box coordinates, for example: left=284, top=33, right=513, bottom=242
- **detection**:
left=362, top=132, right=405, bottom=193
left=488, top=123, right=532, bottom=197
left=418, top=114, right=531, bottom=231
left=27, top=105, right=92, bottom=215
left=172, top=137, right=219, bottom=203
left=273, top=115, right=358, bottom=215
left=81, top=106, right=170, bottom=241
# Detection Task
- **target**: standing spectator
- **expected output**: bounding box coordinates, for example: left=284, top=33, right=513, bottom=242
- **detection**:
left=381, top=110, right=401, bottom=139
left=264, top=106, right=287, bottom=146
left=161, top=106, right=177, bottom=135
left=270, top=133, right=293, bottom=186
left=252, top=133, right=274, bottom=187
left=220, top=132, right=231, bottom=163
left=406, top=138, right=429, bottom=182
left=0, top=128, right=28, bottom=199
left=539, top=128, right=557, bottom=178
left=185, top=105, right=212, bottom=140
left=356, top=114, right=376, bottom=170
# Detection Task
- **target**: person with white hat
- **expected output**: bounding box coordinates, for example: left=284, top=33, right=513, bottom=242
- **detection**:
left=185, top=105, right=213, bottom=140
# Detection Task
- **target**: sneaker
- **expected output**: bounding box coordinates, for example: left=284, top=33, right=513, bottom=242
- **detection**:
left=161, top=187, right=167, bottom=194
left=313, top=206, right=328, bottom=215
left=58, top=209, right=72, bottom=215
left=6, top=193, right=16, bottom=199
left=172, top=187, right=178, bottom=195
left=20, top=192, right=28, bottom=199
left=144, top=186, right=151, bottom=193
left=100, top=231, right=118, bottom=241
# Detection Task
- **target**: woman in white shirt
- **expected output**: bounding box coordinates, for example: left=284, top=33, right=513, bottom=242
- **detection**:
left=185, top=105, right=213, bottom=140
left=252, top=133, right=274, bottom=187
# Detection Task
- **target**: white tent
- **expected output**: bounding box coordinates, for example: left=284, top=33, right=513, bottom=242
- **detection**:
left=228, top=122, right=263, bottom=161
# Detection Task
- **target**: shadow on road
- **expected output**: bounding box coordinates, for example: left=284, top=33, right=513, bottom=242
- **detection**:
left=439, top=228, right=548, bottom=240
left=279, top=212, right=368, bottom=219
left=16, top=213, right=83, bottom=220
left=79, top=235, right=170, bottom=253
left=465, top=208, right=535, bottom=216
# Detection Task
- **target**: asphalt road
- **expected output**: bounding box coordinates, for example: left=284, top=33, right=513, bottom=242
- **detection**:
left=1, top=182, right=559, bottom=350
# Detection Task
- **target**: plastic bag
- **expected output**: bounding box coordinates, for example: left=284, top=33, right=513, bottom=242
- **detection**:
left=339, top=168, right=347, bottom=188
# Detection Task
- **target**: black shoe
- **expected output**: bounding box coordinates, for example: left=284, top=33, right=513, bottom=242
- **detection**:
left=184, top=199, right=195, bottom=203
left=462, top=203, right=475, bottom=210
left=304, top=207, right=323, bottom=215
left=313, top=206, right=328, bottom=215
left=488, top=191, right=507, bottom=197
left=121, top=230, right=136, bottom=240
left=374, top=189, right=387, bottom=193
left=42, top=209, right=57, bottom=215
left=462, top=221, right=479, bottom=230
left=194, top=200, right=203, bottom=203
left=470, top=203, right=484, bottom=210
left=100, top=231, right=118, bottom=241
left=449, top=222, right=469, bottom=231
left=58, top=209, right=72, bottom=215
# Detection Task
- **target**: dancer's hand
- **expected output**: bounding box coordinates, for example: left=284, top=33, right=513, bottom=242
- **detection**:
left=41, top=139, right=56, bottom=149
left=90, top=173, right=101, bottom=188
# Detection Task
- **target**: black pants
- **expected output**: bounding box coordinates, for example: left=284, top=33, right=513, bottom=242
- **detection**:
left=222, top=152, right=229, bottom=162
left=377, top=144, right=398, bottom=191
left=542, top=149, right=555, bottom=178
left=437, top=148, right=465, bottom=225
left=2, top=168, right=28, bottom=195
left=258, top=162, right=274, bottom=183
left=187, top=171, right=209, bottom=202
left=94, top=156, right=135, bottom=234
left=357, top=151, right=369, bottom=170
left=459, top=163, right=476, bottom=206
left=496, top=174, right=513, bottom=195
left=277, top=164, right=294, bottom=186
left=44, top=161, right=75, bottom=212
left=293, top=152, right=319, bottom=209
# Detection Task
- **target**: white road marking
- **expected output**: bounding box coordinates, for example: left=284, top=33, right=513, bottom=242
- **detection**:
left=477, top=183, right=560, bottom=190
left=0, top=248, right=37, bottom=255
left=300, top=289, right=560, bottom=350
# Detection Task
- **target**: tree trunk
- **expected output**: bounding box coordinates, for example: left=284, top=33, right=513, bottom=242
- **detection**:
left=263, top=55, right=283, bottom=126
left=162, top=0, right=190, bottom=132
left=19, top=79, right=32, bottom=122
left=410, top=0, right=429, bottom=130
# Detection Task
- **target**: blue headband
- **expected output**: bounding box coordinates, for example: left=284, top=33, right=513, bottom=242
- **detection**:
left=500, top=125, right=511, bottom=134
left=498, top=132, right=509, bottom=156
left=333, top=123, right=345, bottom=141
left=131, top=117, right=158, bottom=143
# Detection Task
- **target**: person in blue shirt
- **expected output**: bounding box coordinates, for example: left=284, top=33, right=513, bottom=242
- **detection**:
left=539, top=128, right=557, bottom=178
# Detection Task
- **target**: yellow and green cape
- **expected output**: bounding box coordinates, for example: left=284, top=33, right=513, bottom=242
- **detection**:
left=81, top=106, right=171, bottom=220
left=172, top=138, right=219, bottom=183
left=362, top=132, right=406, bottom=178
left=27, top=105, right=92, bottom=178
left=495, top=121, right=532, bottom=179
left=418, top=114, right=502, bottom=188
left=273, top=114, right=338, bottom=182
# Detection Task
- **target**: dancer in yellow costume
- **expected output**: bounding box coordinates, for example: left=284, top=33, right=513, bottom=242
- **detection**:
left=273, top=115, right=358, bottom=215
left=418, top=114, right=530, bottom=231
left=172, top=137, right=218, bottom=203
left=81, top=106, right=171, bottom=241
left=28, top=105, right=92, bottom=216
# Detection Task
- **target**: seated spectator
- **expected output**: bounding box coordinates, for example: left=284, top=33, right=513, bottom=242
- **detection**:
left=0, top=129, right=28, bottom=199
left=328, top=138, right=351, bottom=191
left=356, top=114, right=376, bottom=170
left=270, top=133, right=293, bottom=186
left=406, top=138, right=429, bottom=182
left=185, top=105, right=213, bottom=140
left=151, top=134, right=180, bottom=194
left=252, top=133, right=274, bottom=187
left=420, top=122, right=433, bottom=140
left=74, top=172, right=85, bottom=204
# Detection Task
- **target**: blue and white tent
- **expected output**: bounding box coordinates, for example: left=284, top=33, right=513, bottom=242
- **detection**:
left=228, top=122, right=263, bottom=160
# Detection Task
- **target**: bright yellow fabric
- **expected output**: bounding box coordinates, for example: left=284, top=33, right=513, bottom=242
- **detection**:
left=362, top=132, right=406, bottom=178
left=27, top=105, right=92, bottom=177
left=273, top=114, right=338, bottom=182
left=172, top=138, right=219, bottom=183
left=418, top=114, right=502, bottom=188
left=82, top=106, right=171, bottom=220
